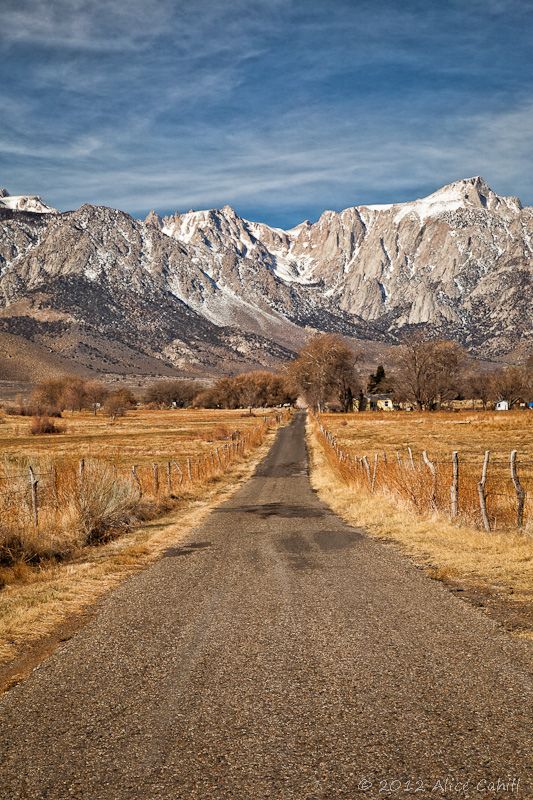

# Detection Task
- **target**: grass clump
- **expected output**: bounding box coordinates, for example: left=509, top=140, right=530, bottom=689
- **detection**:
left=30, top=416, right=64, bottom=435
left=76, top=461, right=139, bottom=544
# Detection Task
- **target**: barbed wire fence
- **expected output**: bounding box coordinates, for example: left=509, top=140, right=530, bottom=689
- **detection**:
left=0, top=412, right=288, bottom=532
left=311, top=413, right=531, bottom=533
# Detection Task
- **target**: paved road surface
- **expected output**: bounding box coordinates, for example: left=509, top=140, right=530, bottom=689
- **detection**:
left=1, top=413, right=532, bottom=799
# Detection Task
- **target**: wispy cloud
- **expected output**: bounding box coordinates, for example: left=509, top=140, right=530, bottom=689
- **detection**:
left=0, top=0, right=176, bottom=51
left=1, top=0, right=532, bottom=225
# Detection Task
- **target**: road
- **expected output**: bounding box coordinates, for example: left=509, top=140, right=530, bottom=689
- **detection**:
left=0, top=413, right=532, bottom=799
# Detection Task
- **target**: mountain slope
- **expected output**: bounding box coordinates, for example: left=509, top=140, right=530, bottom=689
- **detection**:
left=155, top=177, right=532, bottom=356
left=0, top=176, right=531, bottom=381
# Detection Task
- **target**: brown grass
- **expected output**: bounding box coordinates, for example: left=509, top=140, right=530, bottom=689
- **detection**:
left=318, top=410, right=533, bottom=532
left=0, top=413, right=285, bottom=673
left=307, top=417, right=533, bottom=623
left=30, top=415, right=63, bottom=435
left=0, top=408, right=287, bottom=577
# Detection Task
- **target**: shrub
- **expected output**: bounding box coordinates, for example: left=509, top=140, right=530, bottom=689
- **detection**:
left=75, top=461, right=139, bottom=544
left=30, top=416, right=63, bottom=435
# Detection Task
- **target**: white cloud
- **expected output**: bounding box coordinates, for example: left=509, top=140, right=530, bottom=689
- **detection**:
left=6, top=98, right=528, bottom=221
left=1, top=0, right=532, bottom=221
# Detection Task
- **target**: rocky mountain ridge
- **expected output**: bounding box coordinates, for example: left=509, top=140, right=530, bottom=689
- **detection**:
left=0, top=177, right=531, bottom=380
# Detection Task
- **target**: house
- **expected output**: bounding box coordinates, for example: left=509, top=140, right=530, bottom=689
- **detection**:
left=366, top=393, right=394, bottom=411
left=495, top=400, right=509, bottom=411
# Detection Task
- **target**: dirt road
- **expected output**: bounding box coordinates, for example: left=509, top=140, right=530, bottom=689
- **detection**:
left=1, top=413, right=531, bottom=799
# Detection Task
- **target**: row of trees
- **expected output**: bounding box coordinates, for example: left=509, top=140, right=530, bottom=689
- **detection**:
left=23, top=377, right=136, bottom=418
left=20, top=371, right=296, bottom=416
left=193, top=372, right=296, bottom=409
left=287, top=335, right=532, bottom=411
left=17, top=337, right=532, bottom=417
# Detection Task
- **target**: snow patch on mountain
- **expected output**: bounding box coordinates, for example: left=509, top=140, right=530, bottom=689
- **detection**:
left=0, top=188, right=57, bottom=214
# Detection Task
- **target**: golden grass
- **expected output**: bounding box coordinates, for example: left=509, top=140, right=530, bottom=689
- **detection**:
left=322, top=409, right=532, bottom=460
left=0, top=408, right=283, bottom=570
left=319, top=410, right=533, bottom=531
left=0, top=422, right=279, bottom=673
left=307, top=419, right=533, bottom=611
left=0, top=407, right=273, bottom=466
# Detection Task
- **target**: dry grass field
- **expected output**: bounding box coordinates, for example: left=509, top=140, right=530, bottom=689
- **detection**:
left=0, top=406, right=273, bottom=466
left=308, top=411, right=533, bottom=635
left=0, top=406, right=283, bottom=574
left=321, top=409, right=532, bottom=465
left=320, top=410, right=533, bottom=531
left=0, top=408, right=285, bottom=678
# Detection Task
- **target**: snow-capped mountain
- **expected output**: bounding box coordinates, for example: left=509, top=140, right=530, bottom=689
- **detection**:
left=0, top=187, right=56, bottom=214
left=0, top=177, right=531, bottom=379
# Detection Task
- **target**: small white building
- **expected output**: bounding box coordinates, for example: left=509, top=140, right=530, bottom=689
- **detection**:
left=366, top=393, right=394, bottom=411
left=495, top=400, right=509, bottom=411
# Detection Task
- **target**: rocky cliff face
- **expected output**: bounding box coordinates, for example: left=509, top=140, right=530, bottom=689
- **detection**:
left=0, top=177, right=530, bottom=379
left=156, top=177, right=532, bottom=357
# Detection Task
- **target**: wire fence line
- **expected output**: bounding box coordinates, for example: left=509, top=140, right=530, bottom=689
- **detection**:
left=312, top=414, right=531, bottom=533
left=1, top=413, right=287, bottom=531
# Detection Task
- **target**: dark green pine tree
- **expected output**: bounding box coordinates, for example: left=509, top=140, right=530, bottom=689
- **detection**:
left=367, top=364, right=386, bottom=393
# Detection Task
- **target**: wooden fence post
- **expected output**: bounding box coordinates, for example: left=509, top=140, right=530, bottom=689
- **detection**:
left=362, top=456, right=371, bottom=488
left=422, top=451, right=437, bottom=510
left=28, top=466, right=39, bottom=529
left=510, top=450, right=526, bottom=529
left=478, top=450, right=491, bottom=532
left=166, top=461, right=172, bottom=495
left=78, top=458, right=85, bottom=486
left=450, top=451, right=459, bottom=518
left=152, top=463, right=159, bottom=496
left=131, top=465, right=142, bottom=496
left=408, top=447, right=415, bottom=470
left=371, top=453, right=378, bottom=493
left=52, top=463, right=59, bottom=507
left=172, top=461, right=184, bottom=486
left=187, top=457, right=192, bottom=482
left=396, top=451, right=402, bottom=466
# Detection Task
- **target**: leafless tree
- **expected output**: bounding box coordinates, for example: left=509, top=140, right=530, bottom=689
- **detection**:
left=491, top=365, right=532, bottom=407
left=287, top=334, right=361, bottom=412
left=145, top=380, right=202, bottom=408
left=463, top=367, right=496, bottom=409
left=393, top=339, right=466, bottom=409
left=193, top=371, right=295, bottom=409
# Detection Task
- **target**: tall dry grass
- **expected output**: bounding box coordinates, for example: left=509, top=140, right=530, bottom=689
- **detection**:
left=307, top=421, right=533, bottom=607
left=0, top=410, right=288, bottom=583
left=315, top=411, right=532, bottom=533
left=0, top=423, right=282, bottom=674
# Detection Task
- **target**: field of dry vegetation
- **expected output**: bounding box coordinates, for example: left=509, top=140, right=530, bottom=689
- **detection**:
left=308, top=410, right=533, bottom=634
left=0, top=407, right=286, bottom=674
left=0, top=407, right=284, bottom=577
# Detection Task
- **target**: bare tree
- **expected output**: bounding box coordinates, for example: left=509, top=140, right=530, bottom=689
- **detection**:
left=463, top=367, right=496, bottom=409
left=103, top=388, right=137, bottom=419
left=193, top=371, right=295, bottom=409
left=492, top=365, right=532, bottom=407
left=145, top=380, right=202, bottom=408
left=393, top=339, right=466, bottom=410
left=287, top=334, right=361, bottom=412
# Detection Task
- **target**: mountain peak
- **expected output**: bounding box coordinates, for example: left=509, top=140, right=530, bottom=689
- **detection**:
left=429, top=176, right=522, bottom=213
left=0, top=188, right=57, bottom=214
left=145, top=209, right=162, bottom=229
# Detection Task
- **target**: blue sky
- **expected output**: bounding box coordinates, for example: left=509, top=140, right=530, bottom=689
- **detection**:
left=1, top=0, right=532, bottom=227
